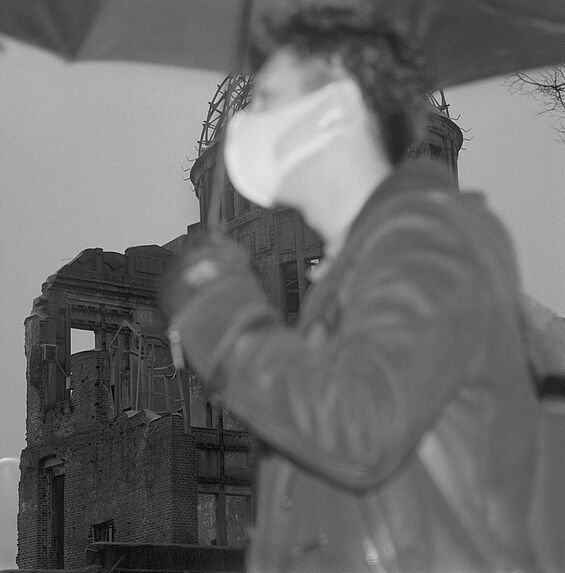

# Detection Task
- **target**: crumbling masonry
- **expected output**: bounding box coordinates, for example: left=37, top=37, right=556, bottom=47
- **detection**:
left=18, top=237, right=253, bottom=570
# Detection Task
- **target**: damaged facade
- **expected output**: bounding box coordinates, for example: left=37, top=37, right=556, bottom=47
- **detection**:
left=18, top=235, right=253, bottom=570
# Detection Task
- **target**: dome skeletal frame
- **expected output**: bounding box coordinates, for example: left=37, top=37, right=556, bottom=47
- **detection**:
left=197, top=74, right=453, bottom=157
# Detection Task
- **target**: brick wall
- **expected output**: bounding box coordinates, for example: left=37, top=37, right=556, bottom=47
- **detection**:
left=70, top=351, right=111, bottom=427
left=17, top=452, right=40, bottom=569
left=171, top=415, right=198, bottom=544
left=62, top=412, right=196, bottom=568
left=19, top=244, right=254, bottom=572
left=17, top=410, right=198, bottom=570
left=24, top=313, right=48, bottom=447
left=18, top=347, right=202, bottom=569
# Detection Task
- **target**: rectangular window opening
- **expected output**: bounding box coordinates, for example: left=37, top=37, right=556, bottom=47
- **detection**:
left=226, top=494, right=251, bottom=547
left=225, top=184, right=235, bottom=220
left=281, top=260, right=300, bottom=324
left=92, top=520, right=114, bottom=542
left=198, top=493, right=218, bottom=546
left=305, top=257, right=321, bottom=289
left=197, top=448, right=219, bottom=479
left=71, top=328, right=96, bottom=355
left=189, top=375, right=219, bottom=428
left=429, top=143, right=443, bottom=160
left=51, top=474, right=65, bottom=567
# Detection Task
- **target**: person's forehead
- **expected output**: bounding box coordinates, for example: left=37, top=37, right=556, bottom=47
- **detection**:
left=254, top=47, right=342, bottom=102
left=255, top=48, right=313, bottom=95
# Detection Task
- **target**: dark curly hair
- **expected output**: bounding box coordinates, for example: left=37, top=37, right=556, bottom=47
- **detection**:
left=251, top=6, right=430, bottom=166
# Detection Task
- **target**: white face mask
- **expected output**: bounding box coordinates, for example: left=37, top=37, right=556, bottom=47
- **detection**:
left=224, top=79, right=364, bottom=208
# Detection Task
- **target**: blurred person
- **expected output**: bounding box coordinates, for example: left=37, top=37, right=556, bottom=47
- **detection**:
left=161, top=7, right=542, bottom=573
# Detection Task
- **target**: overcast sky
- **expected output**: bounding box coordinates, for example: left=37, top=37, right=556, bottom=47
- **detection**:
left=1, top=38, right=564, bottom=558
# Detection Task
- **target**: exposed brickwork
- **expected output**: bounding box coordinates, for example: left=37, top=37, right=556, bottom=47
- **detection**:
left=17, top=453, right=40, bottom=568
left=63, top=411, right=183, bottom=567
left=170, top=416, right=199, bottom=545
left=18, top=408, right=201, bottom=568
left=18, top=246, right=254, bottom=570
left=86, top=542, right=245, bottom=572
left=24, top=313, right=49, bottom=448
left=69, top=351, right=111, bottom=427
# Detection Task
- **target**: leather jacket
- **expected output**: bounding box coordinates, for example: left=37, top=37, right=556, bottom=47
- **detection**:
left=218, top=160, right=542, bottom=572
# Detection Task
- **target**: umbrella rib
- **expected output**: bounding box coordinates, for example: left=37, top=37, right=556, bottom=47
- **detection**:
left=472, top=0, right=565, bottom=34
left=76, top=2, right=108, bottom=60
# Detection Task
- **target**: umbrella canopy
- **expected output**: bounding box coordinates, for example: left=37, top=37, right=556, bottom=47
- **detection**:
left=407, top=0, right=565, bottom=88
left=250, top=0, right=565, bottom=89
left=1, top=0, right=564, bottom=87
left=0, top=0, right=249, bottom=72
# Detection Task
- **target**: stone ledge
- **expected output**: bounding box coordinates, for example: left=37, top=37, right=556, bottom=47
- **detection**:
left=86, top=543, right=244, bottom=573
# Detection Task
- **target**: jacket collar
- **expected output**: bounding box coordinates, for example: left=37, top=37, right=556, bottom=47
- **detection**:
left=352, top=159, right=457, bottom=233
left=339, top=159, right=456, bottom=248
left=312, top=159, right=457, bottom=282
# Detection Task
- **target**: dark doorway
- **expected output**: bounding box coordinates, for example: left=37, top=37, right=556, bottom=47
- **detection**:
left=51, top=474, right=64, bottom=568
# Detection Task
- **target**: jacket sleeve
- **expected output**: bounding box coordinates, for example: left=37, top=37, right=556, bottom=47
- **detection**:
left=220, top=197, right=489, bottom=491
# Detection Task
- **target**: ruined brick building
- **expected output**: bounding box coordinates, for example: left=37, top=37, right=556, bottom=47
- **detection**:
left=18, top=237, right=253, bottom=571
left=17, top=77, right=462, bottom=571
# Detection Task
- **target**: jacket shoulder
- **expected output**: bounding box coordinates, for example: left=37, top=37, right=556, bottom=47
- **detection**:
left=359, top=187, right=515, bottom=263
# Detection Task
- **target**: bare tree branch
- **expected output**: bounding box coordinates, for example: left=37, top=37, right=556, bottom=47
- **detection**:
left=507, top=65, right=565, bottom=141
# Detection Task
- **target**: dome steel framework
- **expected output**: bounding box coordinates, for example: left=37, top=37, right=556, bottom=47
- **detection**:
left=197, top=75, right=254, bottom=156
left=197, top=74, right=452, bottom=157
